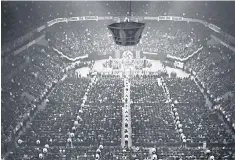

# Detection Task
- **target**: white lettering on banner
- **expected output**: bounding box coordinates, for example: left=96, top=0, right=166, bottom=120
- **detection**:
left=57, top=18, right=67, bottom=22
left=208, top=23, right=221, bottom=33
left=47, top=19, right=58, bottom=26
left=172, top=17, right=183, bottom=21
left=68, top=17, right=79, bottom=21
left=79, top=17, right=86, bottom=21
left=104, top=16, right=113, bottom=20
left=159, top=16, right=166, bottom=20
left=85, top=16, right=98, bottom=21
left=166, top=16, right=172, bottom=20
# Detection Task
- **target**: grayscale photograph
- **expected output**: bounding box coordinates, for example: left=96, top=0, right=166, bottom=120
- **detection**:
left=1, top=1, right=235, bottom=160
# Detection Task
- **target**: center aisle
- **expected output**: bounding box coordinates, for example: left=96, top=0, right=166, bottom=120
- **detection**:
left=121, top=77, right=132, bottom=148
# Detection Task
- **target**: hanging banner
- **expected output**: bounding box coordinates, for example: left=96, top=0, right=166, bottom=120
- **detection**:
left=68, top=17, right=80, bottom=21
left=85, top=16, right=98, bottom=21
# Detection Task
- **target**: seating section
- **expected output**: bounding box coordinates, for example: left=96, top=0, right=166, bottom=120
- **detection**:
left=87, top=76, right=124, bottom=104
left=185, top=45, right=235, bottom=98
left=2, top=9, right=235, bottom=159
left=130, top=77, right=165, bottom=104
left=1, top=45, right=66, bottom=137
left=77, top=104, right=122, bottom=146
left=165, top=77, right=234, bottom=145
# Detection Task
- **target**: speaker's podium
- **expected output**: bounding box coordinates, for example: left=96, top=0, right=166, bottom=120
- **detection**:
left=108, top=21, right=145, bottom=46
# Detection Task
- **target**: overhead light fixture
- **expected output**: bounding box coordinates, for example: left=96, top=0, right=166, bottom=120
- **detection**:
left=107, top=1, right=146, bottom=46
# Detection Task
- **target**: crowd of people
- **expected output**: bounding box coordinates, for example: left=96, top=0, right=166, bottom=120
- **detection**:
left=138, top=21, right=204, bottom=58
left=165, top=77, right=234, bottom=146
left=2, top=15, right=235, bottom=160
left=47, top=20, right=209, bottom=59
left=87, top=76, right=123, bottom=104
left=1, top=45, right=68, bottom=153
left=184, top=42, right=235, bottom=135
left=47, top=21, right=117, bottom=58
left=185, top=44, right=235, bottom=98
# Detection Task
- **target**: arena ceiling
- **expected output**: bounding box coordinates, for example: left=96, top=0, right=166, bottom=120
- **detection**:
left=2, top=1, right=235, bottom=44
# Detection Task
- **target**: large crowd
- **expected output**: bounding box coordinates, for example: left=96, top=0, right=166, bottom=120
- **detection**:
left=185, top=45, right=235, bottom=98
left=131, top=77, right=181, bottom=147
left=1, top=45, right=67, bottom=154
left=47, top=20, right=209, bottom=59
left=2, top=17, right=235, bottom=160
left=184, top=43, right=235, bottom=135
left=165, top=77, right=234, bottom=146
left=47, top=21, right=117, bottom=58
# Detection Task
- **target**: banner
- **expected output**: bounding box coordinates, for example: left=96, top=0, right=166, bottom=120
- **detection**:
left=174, top=61, right=184, bottom=69
left=143, top=51, right=158, bottom=55
left=172, top=16, right=183, bottom=21
left=57, top=18, right=68, bottom=23
left=85, top=16, right=98, bottom=21
left=144, top=17, right=158, bottom=20
left=37, top=25, right=46, bottom=32
left=68, top=17, right=80, bottom=21
left=47, top=19, right=57, bottom=27
left=208, top=23, right=221, bottom=33
left=79, top=16, right=86, bottom=21
left=159, top=16, right=166, bottom=20
left=104, top=16, right=113, bottom=20
left=98, top=17, right=105, bottom=20
left=166, top=16, right=172, bottom=20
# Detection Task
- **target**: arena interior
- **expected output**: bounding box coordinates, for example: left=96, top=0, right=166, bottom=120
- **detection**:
left=1, top=1, right=235, bottom=160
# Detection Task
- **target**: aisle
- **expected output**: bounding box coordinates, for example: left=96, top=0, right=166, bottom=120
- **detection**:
left=121, top=77, right=132, bottom=148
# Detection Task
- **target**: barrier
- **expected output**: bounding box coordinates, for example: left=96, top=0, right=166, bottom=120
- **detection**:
left=211, top=35, right=235, bottom=53
left=13, top=45, right=27, bottom=55
left=26, top=40, right=35, bottom=48
left=208, top=23, right=221, bottom=33
left=34, top=35, right=45, bottom=43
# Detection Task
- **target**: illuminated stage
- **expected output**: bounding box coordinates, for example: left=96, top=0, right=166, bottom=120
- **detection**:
left=92, top=50, right=189, bottom=78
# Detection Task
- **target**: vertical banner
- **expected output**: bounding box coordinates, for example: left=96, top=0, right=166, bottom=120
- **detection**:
left=136, top=50, right=140, bottom=59
left=115, top=50, right=120, bottom=59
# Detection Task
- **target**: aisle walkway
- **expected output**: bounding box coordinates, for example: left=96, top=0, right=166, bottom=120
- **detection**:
left=121, top=77, right=132, bottom=148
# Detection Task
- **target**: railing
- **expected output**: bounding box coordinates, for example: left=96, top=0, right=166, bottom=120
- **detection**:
left=2, top=15, right=235, bottom=58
